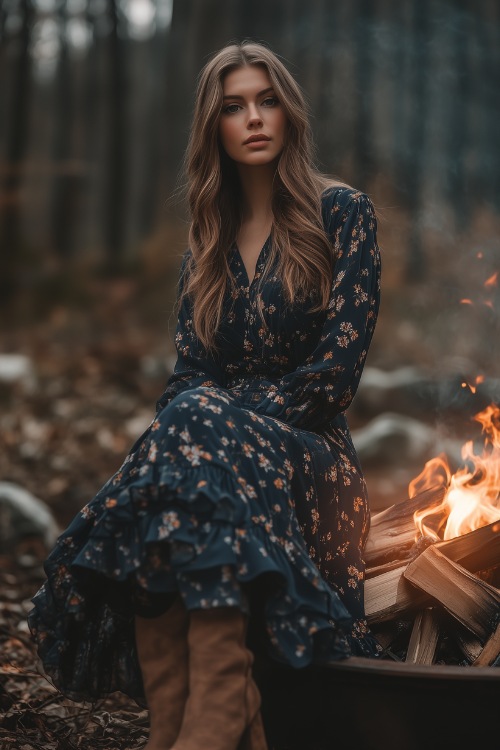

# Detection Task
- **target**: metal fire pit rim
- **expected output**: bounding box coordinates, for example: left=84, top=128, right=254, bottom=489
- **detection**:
left=325, top=654, right=500, bottom=681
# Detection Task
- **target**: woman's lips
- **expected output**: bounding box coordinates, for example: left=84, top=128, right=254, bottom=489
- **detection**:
left=244, top=139, right=270, bottom=147
left=243, top=134, right=271, bottom=144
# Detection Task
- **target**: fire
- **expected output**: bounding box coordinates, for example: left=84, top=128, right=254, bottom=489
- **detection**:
left=409, top=404, right=500, bottom=541
left=461, top=374, right=485, bottom=394
left=484, top=271, right=498, bottom=289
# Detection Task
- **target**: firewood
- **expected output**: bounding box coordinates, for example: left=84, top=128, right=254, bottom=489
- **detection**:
left=365, top=564, right=428, bottom=624
left=472, top=622, right=500, bottom=667
left=366, top=558, right=411, bottom=579
left=365, top=520, right=500, bottom=625
left=365, top=486, right=446, bottom=567
left=436, top=520, right=500, bottom=571
left=453, top=623, right=483, bottom=663
left=403, top=546, right=500, bottom=642
left=405, top=608, right=440, bottom=665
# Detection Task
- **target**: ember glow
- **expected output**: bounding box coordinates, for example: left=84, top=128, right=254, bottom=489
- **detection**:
left=409, top=404, right=500, bottom=541
left=484, top=271, right=498, bottom=289
left=461, top=374, right=485, bottom=394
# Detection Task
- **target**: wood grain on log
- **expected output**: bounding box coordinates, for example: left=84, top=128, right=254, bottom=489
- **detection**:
left=365, top=564, right=428, bottom=624
left=365, top=520, right=500, bottom=625
left=472, top=622, right=500, bottom=667
left=406, top=608, right=440, bottom=665
left=453, top=624, right=483, bottom=663
left=403, top=546, right=500, bottom=642
left=365, top=486, right=446, bottom=567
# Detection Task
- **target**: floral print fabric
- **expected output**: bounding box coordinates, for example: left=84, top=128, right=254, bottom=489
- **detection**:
left=27, top=187, right=382, bottom=704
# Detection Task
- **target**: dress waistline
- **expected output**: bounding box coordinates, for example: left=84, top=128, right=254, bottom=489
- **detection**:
left=226, top=376, right=280, bottom=392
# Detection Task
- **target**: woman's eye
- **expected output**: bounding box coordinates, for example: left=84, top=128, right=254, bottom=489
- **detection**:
left=223, top=103, right=241, bottom=114
left=262, top=96, right=278, bottom=106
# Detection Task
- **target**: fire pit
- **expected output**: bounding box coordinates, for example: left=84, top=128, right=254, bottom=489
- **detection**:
left=364, top=403, right=500, bottom=668
left=257, top=655, right=500, bottom=749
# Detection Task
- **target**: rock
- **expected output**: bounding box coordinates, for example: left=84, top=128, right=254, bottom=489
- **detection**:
left=353, top=366, right=500, bottom=421
left=0, top=481, right=60, bottom=555
left=351, top=413, right=437, bottom=467
left=352, top=366, right=437, bottom=418
left=0, top=354, right=37, bottom=393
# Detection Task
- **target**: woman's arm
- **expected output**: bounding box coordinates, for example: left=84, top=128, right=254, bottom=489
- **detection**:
left=253, top=189, right=381, bottom=432
left=155, top=250, right=225, bottom=412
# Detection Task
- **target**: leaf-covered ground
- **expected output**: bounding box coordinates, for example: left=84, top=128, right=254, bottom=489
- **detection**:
left=0, top=550, right=149, bottom=750
left=1, top=280, right=173, bottom=749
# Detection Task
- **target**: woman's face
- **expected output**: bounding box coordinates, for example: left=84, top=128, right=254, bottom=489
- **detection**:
left=218, top=65, right=287, bottom=167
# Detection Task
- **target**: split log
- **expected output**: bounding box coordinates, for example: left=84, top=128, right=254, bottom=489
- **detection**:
left=366, top=559, right=406, bottom=579
left=453, top=624, right=483, bottom=663
left=403, top=546, right=500, bottom=642
left=365, top=520, right=500, bottom=624
left=472, top=622, right=500, bottom=667
left=405, top=608, right=440, bottom=665
left=440, top=520, right=500, bottom=571
left=365, top=564, right=427, bottom=624
left=365, top=486, right=446, bottom=567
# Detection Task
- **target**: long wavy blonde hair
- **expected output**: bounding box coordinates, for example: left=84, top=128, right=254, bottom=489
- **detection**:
left=180, top=40, right=349, bottom=353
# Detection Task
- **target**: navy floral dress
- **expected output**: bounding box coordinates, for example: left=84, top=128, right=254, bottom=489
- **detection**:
left=27, top=186, right=382, bottom=704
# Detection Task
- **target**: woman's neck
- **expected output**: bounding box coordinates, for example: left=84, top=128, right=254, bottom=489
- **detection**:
left=236, top=162, right=276, bottom=223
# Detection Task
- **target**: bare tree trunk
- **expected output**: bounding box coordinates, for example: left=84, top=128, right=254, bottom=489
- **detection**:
left=0, top=0, right=33, bottom=306
left=50, top=2, right=78, bottom=262
left=404, top=0, right=429, bottom=283
left=353, top=0, right=375, bottom=189
left=445, top=0, right=469, bottom=230
left=136, top=21, right=168, bottom=240
left=104, top=0, right=127, bottom=274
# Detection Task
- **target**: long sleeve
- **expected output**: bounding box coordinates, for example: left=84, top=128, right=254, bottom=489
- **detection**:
left=252, top=190, right=381, bottom=432
left=155, top=250, right=226, bottom=413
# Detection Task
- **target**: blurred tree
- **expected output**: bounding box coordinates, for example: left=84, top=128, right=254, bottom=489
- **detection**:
left=1, top=0, right=34, bottom=307
left=104, top=0, right=127, bottom=274
left=354, top=0, right=375, bottom=188
left=0, top=0, right=499, bottom=302
left=50, top=0, right=77, bottom=262
left=404, top=0, right=430, bottom=283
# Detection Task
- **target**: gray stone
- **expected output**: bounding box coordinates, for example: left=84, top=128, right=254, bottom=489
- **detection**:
left=0, top=481, right=60, bottom=552
left=352, top=366, right=437, bottom=418
left=0, top=354, right=37, bottom=392
left=351, top=412, right=437, bottom=467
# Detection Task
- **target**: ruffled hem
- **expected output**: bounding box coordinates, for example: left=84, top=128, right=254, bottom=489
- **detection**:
left=27, top=460, right=364, bottom=704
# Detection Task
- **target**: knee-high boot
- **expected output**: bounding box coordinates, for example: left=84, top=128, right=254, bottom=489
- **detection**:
left=170, top=606, right=268, bottom=750
left=134, top=595, right=189, bottom=750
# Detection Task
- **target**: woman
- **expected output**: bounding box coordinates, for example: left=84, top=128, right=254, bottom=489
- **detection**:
left=28, top=40, right=382, bottom=750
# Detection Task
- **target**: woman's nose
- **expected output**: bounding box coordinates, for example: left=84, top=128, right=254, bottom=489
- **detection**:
left=247, top=105, right=263, bottom=126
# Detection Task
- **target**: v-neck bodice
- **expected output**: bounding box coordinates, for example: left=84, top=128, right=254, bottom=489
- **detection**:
left=231, top=235, right=272, bottom=290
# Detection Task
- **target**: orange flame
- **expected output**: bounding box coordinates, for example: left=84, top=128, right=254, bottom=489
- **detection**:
left=460, top=299, right=473, bottom=305
left=409, top=404, right=500, bottom=541
left=484, top=272, right=498, bottom=288
left=461, top=374, right=485, bottom=394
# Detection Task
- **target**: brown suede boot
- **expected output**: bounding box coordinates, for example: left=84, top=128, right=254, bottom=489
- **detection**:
left=134, top=595, right=189, bottom=750
left=170, top=607, right=268, bottom=750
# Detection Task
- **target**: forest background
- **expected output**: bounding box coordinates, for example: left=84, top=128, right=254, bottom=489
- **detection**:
left=1, top=1, right=500, bottom=747
left=1, top=0, right=500, bottom=527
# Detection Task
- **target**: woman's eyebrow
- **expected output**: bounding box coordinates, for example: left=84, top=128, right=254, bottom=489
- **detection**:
left=222, top=87, right=275, bottom=101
